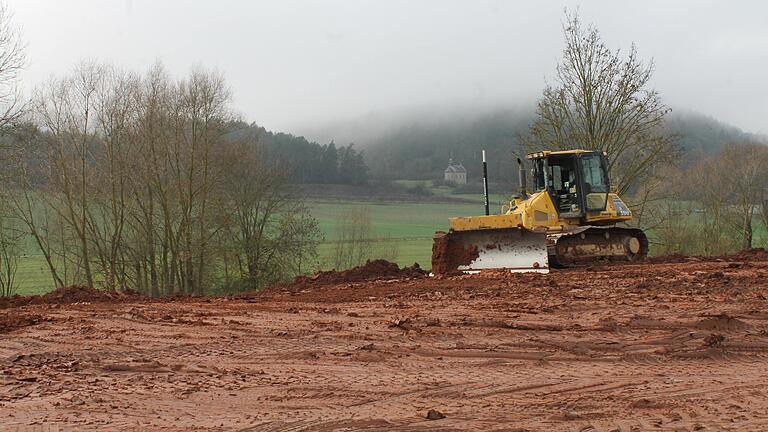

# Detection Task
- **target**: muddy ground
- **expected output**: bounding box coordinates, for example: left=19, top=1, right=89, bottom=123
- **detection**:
left=2, top=255, right=768, bottom=431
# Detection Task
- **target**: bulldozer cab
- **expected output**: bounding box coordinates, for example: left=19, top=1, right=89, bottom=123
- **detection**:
left=529, top=150, right=610, bottom=219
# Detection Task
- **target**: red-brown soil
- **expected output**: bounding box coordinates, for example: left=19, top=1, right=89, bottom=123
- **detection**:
left=0, top=285, right=142, bottom=310
left=2, top=254, right=768, bottom=430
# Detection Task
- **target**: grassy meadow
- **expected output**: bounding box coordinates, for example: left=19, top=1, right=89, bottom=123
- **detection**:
left=7, top=180, right=768, bottom=296
left=312, top=199, right=497, bottom=267
left=9, top=195, right=499, bottom=296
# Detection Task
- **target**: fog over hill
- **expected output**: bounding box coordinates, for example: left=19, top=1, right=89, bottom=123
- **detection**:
left=293, top=100, right=537, bottom=150
left=291, top=104, right=767, bottom=182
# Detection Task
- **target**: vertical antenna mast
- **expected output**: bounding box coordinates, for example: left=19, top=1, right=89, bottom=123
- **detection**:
left=482, top=150, right=489, bottom=216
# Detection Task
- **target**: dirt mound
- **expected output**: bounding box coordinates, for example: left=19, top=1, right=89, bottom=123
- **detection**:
left=645, top=253, right=689, bottom=264
left=38, top=285, right=110, bottom=303
left=303, top=259, right=427, bottom=284
left=734, top=248, right=768, bottom=261
left=270, top=260, right=427, bottom=292
left=0, top=285, right=142, bottom=309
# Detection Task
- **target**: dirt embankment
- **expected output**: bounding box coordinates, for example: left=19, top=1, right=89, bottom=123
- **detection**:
left=0, top=286, right=143, bottom=334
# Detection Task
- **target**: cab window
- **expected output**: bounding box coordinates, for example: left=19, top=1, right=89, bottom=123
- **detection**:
left=581, top=155, right=609, bottom=211
left=546, top=155, right=580, bottom=215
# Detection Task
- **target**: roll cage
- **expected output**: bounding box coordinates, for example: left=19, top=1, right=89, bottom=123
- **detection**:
left=530, top=151, right=610, bottom=219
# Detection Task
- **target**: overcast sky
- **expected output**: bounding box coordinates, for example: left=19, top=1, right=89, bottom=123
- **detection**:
left=7, top=0, right=768, bottom=136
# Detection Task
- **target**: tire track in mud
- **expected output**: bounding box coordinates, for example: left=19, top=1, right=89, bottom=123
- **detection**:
left=238, top=419, right=451, bottom=432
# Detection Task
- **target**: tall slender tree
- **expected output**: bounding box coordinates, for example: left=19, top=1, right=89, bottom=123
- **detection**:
left=527, top=10, right=677, bottom=196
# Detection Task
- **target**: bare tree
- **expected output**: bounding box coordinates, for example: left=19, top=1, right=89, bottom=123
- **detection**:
left=671, top=143, right=768, bottom=254
left=717, top=143, right=768, bottom=250
left=762, top=187, right=768, bottom=239
left=0, top=205, right=19, bottom=297
left=527, top=10, right=677, bottom=196
left=332, top=206, right=374, bottom=270
left=6, top=180, right=67, bottom=288
left=33, top=62, right=105, bottom=288
left=650, top=199, right=700, bottom=256
left=219, top=134, right=321, bottom=289
left=683, top=154, right=738, bottom=254
left=330, top=206, right=399, bottom=270
left=127, top=63, right=175, bottom=296
left=180, top=68, right=231, bottom=294
left=86, top=67, right=139, bottom=290
left=0, top=123, right=67, bottom=288
left=0, top=1, right=25, bottom=133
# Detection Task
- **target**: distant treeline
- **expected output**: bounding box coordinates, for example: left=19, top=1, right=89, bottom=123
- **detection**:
left=228, top=123, right=368, bottom=186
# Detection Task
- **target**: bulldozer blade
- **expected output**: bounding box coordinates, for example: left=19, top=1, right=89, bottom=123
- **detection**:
left=432, top=228, right=549, bottom=274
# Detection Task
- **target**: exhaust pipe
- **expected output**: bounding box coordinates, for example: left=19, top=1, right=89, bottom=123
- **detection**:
left=482, top=150, right=489, bottom=215
left=517, top=157, right=528, bottom=199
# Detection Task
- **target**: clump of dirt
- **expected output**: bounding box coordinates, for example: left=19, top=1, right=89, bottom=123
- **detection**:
left=270, top=260, right=428, bottom=292
left=431, top=233, right=479, bottom=275
left=388, top=317, right=413, bottom=331
left=0, top=285, right=142, bottom=309
left=426, top=409, right=446, bottom=420
left=0, top=313, right=49, bottom=333
left=703, top=333, right=726, bottom=348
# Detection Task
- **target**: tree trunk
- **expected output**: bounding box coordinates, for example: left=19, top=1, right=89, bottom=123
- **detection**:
left=742, top=206, right=753, bottom=250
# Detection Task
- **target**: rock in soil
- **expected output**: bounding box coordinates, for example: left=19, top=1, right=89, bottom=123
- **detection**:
left=426, top=409, right=446, bottom=420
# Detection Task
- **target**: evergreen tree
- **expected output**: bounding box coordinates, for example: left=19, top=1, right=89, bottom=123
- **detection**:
left=321, top=141, right=339, bottom=184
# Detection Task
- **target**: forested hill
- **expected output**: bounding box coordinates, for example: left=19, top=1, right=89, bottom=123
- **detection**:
left=313, top=108, right=766, bottom=183
left=362, top=108, right=535, bottom=184
left=667, top=111, right=767, bottom=156
left=230, top=108, right=765, bottom=186
left=227, top=122, right=369, bottom=186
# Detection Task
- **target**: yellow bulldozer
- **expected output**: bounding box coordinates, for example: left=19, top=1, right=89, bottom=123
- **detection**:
left=432, top=149, right=647, bottom=274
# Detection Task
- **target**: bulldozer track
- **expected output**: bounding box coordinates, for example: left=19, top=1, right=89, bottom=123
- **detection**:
left=550, top=227, right=649, bottom=266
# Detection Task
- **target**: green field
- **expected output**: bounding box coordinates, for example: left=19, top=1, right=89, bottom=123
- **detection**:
left=7, top=192, right=768, bottom=296
left=311, top=199, right=497, bottom=267
left=8, top=197, right=497, bottom=296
